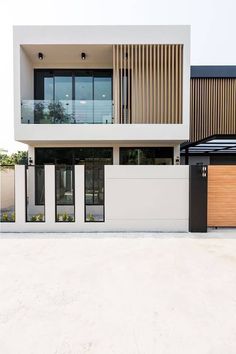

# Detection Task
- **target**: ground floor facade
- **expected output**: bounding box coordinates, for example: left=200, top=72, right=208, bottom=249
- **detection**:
left=2, top=142, right=236, bottom=233
left=26, top=144, right=180, bottom=223
left=1, top=142, right=188, bottom=232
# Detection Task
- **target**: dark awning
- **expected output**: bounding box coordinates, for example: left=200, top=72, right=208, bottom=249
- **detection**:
left=181, top=135, right=236, bottom=155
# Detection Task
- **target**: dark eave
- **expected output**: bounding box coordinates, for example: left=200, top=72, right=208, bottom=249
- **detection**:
left=181, top=134, right=236, bottom=155
left=191, top=66, right=236, bottom=78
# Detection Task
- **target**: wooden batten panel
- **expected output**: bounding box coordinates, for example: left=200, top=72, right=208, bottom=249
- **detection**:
left=190, top=78, right=236, bottom=141
left=160, top=45, right=164, bottom=123
left=167, top=45, right=170, bottom=124
left=164, top=45, right=167, bottom=124
left=149, top=45, right=153, bottom=123
left=146, top=44, right=149, bottom=122
left=113, top=44, right=183, bottom=124
left=128, top=46, right=133, bottom=124
left=179, top=45, right=183, bottom=123
left=157, top=45, right=161, bottom=123
left=142, top=45, right=145, bottom=123
left=208, top=166, right=236, bottom=227
left=116, top=45, right=120, bottom=123
left=153, top=44, right=156, bottom=124
left=131, top=45, right=134, bottom=123
left=175, top=45, right=179, bottom=124
left=120, top=44, right=123, bottom=124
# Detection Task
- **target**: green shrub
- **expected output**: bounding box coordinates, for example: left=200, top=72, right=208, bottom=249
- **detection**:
left=87, top=213, right=95, bottom=222
left=1, top=213, right=9, bottom=222
left=30, top=214, right=44, bottom=222
left=57, top=212, right=74, bottom=222
left=30, top=215, right=37, bottom=222
left=36, top=213, right=44, bottom=222
left=62, top=212, right=68, bottom=222
left=0, top=212, right=15, bottom=222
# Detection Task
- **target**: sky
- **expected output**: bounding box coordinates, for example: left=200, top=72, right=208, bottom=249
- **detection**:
left=0, top=0, right=235, bottom=153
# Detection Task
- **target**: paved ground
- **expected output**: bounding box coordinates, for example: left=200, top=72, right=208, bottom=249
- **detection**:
left=0, top=232, right=236, bottom=353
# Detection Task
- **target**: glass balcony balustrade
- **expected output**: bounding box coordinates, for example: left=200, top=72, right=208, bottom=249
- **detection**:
left=21, top=100, right=113, bottom=124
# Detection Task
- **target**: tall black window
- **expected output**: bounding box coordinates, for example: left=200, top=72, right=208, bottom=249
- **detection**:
left=55, top=165, right=75, bottom=222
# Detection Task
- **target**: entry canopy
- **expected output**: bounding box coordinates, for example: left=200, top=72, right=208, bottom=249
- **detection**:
left=181, top=134, right=236, bottom=155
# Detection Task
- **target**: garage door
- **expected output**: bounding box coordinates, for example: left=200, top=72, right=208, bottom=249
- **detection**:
left=208, top=166, right=236, bottom=227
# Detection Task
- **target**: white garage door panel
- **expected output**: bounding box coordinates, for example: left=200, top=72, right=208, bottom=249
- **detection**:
left=105, top=166, right=189, bottom=224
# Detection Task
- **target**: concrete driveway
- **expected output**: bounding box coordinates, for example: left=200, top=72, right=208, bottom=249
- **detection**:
left=0, top=232, right=236, bottom=353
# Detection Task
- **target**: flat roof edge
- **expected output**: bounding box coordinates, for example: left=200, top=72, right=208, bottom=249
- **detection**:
left=191, top=66, right=236, bottom=78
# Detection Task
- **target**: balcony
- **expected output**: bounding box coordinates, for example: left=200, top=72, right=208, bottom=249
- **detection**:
left=21, top=100, right=113, bottom=124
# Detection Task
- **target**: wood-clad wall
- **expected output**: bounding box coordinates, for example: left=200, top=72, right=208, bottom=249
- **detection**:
left=113, top=44, right=183, bottom=124
left=190, top=78, right=236, bottom=142
left=208, top=166, right=236, bottom=227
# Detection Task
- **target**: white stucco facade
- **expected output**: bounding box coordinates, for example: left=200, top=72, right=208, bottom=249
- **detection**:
left=13, top=25, right=190, bottom=145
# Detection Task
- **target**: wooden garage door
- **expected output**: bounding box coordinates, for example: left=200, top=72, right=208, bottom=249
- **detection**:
left=208, top=166, right=236, bottom=227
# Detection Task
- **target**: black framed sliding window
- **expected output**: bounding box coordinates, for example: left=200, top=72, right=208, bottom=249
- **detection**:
left=35, top=69, right=112, bottom=102
left=34, top=69, right=113, bottom=124
left=119, top=147, right=174, bottom=165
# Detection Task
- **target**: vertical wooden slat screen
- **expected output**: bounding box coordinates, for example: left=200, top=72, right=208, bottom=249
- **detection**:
left=113, top=44, right=183, bottom=124
left=208, top=166, right=236, bottom=227
left=190, top=78, right=236, bottom=141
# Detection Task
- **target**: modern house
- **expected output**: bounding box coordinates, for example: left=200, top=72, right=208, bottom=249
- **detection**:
left=1, top=25, right=192, bottom=232
left=182, top=65, right=236, bottom=231
left=181, top=66, right=236, bottom=165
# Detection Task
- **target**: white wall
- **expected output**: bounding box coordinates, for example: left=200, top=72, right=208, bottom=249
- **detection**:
left=105, top=166, right=189, bottom=232
left=13, top=25, right=190, bottom=144
left=0, top=168, right=15, bottom=211
left=20, top=47, right=33, bottom=101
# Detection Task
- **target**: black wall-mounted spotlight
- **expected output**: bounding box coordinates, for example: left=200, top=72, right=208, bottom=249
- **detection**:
left=38, top=52, right=44, bottom=60
left=81, top=52, right=86, bottom=60
left=28, top=157, right=33, bottom=165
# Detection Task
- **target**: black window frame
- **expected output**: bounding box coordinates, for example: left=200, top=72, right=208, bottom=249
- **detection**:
left=55, top=164, right=75, bottom=222
left=34, top=148, right=113, bottom=223
left=25, top=165, right=45, bottom=223
left=34, top=69, right=113, bottom=101
left=119, top=147, right=174, bottom=165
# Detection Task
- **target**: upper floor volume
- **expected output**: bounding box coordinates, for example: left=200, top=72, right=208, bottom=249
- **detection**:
left=13, top=25, right=190, bottom=143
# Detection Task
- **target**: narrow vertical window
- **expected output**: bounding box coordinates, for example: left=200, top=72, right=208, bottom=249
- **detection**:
left=26, top=165, right=45, bottom=222
left=55, top=165, right=75, bottom=222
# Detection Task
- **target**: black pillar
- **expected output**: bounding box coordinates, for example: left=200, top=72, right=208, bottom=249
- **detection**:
left=185, top=147, right=189, bottom=165
left=189, top=165, right=208, bottom=232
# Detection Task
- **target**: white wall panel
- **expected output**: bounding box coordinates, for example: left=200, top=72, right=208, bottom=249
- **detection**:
left=105, top=166, right=189, bottom=231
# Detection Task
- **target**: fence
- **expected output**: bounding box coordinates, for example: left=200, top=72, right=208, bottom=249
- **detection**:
left=0, top=165, right=189, bottom=232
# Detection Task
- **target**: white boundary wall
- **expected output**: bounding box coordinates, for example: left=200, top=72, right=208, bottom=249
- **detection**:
left=0, top=165, right=189, bottom=233
left=105, top=166, right=189, bottom=232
